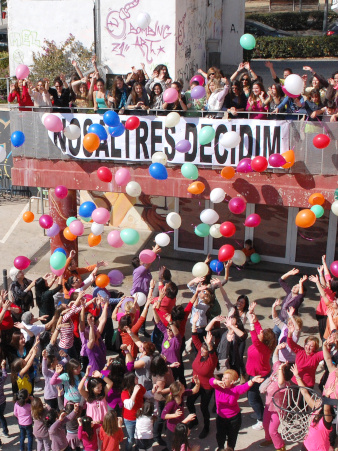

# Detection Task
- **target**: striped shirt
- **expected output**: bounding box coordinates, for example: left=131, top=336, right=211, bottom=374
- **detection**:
left=59, top=305, right=82, bottom=349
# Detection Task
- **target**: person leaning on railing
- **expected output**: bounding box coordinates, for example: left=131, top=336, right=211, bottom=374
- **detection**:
left=107, top=76, right=130, bottom=111
left=48, top=74, right=70, bottom=113
left=246, top=81, right=268, bottom=120
left=125, top=82, right=150, bottom=115
left=8, top=79, right=34, bottom=112
left=162, top=81, right=187, bottom=112
left=28, top=79, right=52, bottom=112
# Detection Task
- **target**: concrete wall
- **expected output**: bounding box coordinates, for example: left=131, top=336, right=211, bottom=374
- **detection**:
left=220, top=0, right=245, bottom=68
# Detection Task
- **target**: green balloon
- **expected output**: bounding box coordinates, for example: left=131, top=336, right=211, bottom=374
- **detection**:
left=311, top=205, right=324, bottom=218
left=250, top=253, right=261, bottom=264
left=50, top=252, right=67, bottom=270
left=195, top=223, right=210, bottom=237
left=240, top=33, right=256, bottom=51
left=79, top=216, right=92, bottom=223
left=66, top=216, right=77, bottom=227
left=120, top=228, right=140, bottom=245
left=199, top=126, right=216, bottom=146
left=181, top=163, right=198, bottom=180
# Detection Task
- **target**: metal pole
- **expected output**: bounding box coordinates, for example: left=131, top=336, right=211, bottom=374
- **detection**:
left=323, top=0, right=329, bottom=32
left=3, top=269, right=7, bottom=291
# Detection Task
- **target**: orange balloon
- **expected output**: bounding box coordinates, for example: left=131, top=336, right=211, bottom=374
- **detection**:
left=281, top=149, right=295, bottom=169
left=95, top=274, right=110, bottom=288
left=221, top=166, right=236, bottom=179
left=308, top=193, right=325, bottom=206
left=23, top=211, right=34, bottom=223
left=187, top=181, right=205, bottom=195
left=295, top=209, right=316, bottom=228
left=83, top=133, right=100, bottom=153
left=63, top=227, right=77, bottom=241
left=88, top=233, right=101, bottom=247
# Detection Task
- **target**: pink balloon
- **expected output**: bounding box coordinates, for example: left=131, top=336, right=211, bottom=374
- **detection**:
left=50, top=265, right=65, bottom=276
left=244, top=213, right=261, bottom=227
left=281, top=86, right=299, bottom=99
left=163, top=87, right=179, bottom=104
left=69, top=219, right=84, bottom=236
left=139, top=249, right=156, bottom=264
left=39, top=214, right=53, bottom=229
left=268, top=154, right=287, bottom=168
left=115, top=168, right=131, bottom=186
left=44, top=114, right=64, bottom=133
left=14, top=256, right=31, bottom=270
left=92, top=208, right=110, bottom=225
left=15, top=64, right=30, bottom=80
left=229, top=197, right=246, bottom=214
left=46, top=223, right=60, bottom=237
left=107, top=230, right=124, bottom=248
left=330, top=261, right=338, bottom=277
left=190, top=75, right=205, bottom=86
left=236, top=158, right=253, bottom=173
left=55, top=185, right=68, bottom=199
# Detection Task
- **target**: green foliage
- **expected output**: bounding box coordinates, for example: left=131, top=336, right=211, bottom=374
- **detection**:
left=0, top=51, right=9, bottom=102
left=252, top=35, right=338, bottom=58
left=246, top=11, right=336, bottom=31
left=30, top=34, right=94, bottom=82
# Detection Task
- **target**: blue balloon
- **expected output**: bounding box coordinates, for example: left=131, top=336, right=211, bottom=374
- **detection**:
left=210, top=259, right=224, bottom=274
left=108, top=124, right=125, bottom=137
left=88, top=123, right=108, bottom=141
left=11, top=131, right=25, bottom=147
left=54, top=247, right=67, bottom=256
left=149, top=163, right=168, bottom=180
left=103, top=110, right=120, bottom=127
left=79, top=201, right=96, bottom=218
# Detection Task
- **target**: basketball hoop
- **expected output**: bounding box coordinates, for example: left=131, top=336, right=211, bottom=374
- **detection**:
left=272, top=385, right=322, bottom=442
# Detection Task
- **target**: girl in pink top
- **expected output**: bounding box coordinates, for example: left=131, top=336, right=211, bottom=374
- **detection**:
left=14, top=389, right=33, bottom=451
left=172, top=423, right=199, bottom=451
left=246, top=82, right=268, bottom=119
left=77, top=416, right=101, bottom=451
left=210, top=369, right=263, bottom=450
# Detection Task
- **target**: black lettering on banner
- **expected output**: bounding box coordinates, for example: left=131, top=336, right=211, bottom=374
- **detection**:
left=214, top=124, right=229, bottom=164
left=164, top=128, right=175, bottom=160
left=184, top=123, right=197, bottom=162
left=136, top=122, right=149, bottom=159
left=124, top=124, right=130, bottom=159
left=68, top=118, right=81, bottom=156
left=255, top=126, right=261, bottom=156
left=110, top=134, right=122, bottom=158
left=151, top=121, right=163, bottom=155
left=95, top=141, right=109, bottom=158
left=263, top=126, right=280, bottom=157
left=238, top=125, right=253, bottom=161
left=54, top=131, right=66, bottom=153
left=83, top=118, right=94, bottom=158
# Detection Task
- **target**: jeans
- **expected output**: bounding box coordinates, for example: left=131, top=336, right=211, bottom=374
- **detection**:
left=151, top=324, right=164, bottom=353
left=59, top=345, right=79, bottom=360
left=19, top=424, right=33, bottom=451
left=153, top=400, right=166, bottom=442
left=0, top=402, right=8, bottom=434
left=124, top=419, right=136, bottom=451
left=248, top=376, right=265, bottom=422
left=216, top=412, right=241, bottom=449
left=187, top=386, right=213, bottom=428
left=36, top=437, right=51, bottom=451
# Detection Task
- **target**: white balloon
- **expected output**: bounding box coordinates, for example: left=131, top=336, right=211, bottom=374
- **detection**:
left=155, top=232, right=170, bottom=247
left=136, top=291, right=147, bottom=307
left=137, top=12, right=151, bottom=29
left=331, top=200, right=338, bottom=216
left=0, top=145, right=6, bottom=163
left=41, top=113, right=49, bottom=125
left=91, top=222, right=104, bottom=236
left=64, top=124, right=81, bottom=140
left=200, top=209, right=219, bottom=225
left=126, top=181, right=142, bottom=197
left=210, top=224, right=222, bottom=239
left=152, top=152, right=168, bottom=166
left=220, top=131, right=241, bottom=148
left=210, top=188, right=226, bottom=204
left=165, top=112, right=180, bottom=128
left=166, top=212, right=181, bottom=229
left=192, top=262, right=209, bottom=278
left=284, top=74, right=304, bottom=96
left=232, top=250, right=246, bottom=266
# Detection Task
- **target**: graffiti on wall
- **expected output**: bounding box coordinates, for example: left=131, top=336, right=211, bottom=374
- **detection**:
left=9, top=29, right=41, bottom=65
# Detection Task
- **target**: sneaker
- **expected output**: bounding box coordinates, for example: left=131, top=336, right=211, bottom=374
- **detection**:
left=34, top=386, right=43, bottom=392
left=252, top=421, right=263, bottom=430
left=0, top=432, right=9, bottom=438
left=259, top=440, right=273, bottom=447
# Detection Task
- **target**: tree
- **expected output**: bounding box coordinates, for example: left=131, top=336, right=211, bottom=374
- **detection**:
left=30, top=34, right=94, bottom=83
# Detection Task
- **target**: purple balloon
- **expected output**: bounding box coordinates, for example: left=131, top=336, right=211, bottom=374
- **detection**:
left=39, top=214, right=53, bottom=229
left=268, top=153, right=287, bottom=168
left=108, top=269, right=124, bottom=285
left=236, top=158, right=253, bottom=173
left=46, top=223, right=60, bottom=237
left=191, top=85, right=206, bottom=100
left=176, top=140, right=191, bottom=153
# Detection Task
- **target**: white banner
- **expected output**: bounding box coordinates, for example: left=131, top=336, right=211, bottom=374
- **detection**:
left=50, top=114, right=290, bottom=167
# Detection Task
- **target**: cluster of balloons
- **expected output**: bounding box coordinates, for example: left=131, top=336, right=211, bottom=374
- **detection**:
left=296, top=192, right=326, bottom=228
left=96, top=166, right=142, bottom=198
left=236, top=150, right=295, bottom=174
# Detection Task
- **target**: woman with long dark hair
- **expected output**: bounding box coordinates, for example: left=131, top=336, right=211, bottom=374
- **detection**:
left=126, top=82, right=149, bottom=113
left=108, top=76, right=130, bottom=110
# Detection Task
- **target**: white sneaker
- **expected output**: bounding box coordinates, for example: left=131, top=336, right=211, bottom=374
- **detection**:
left=252, top=420, right=263, bottom=430
left=34, top=386, right=43, bottom=392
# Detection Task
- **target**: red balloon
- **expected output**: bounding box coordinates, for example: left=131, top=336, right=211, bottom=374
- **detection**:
left=218, top=244, right=235, bottom=262
left=244, top=213, right=261, bottom=227
left=229, top=197, right=246, bottom=214
left=97, top=166, right=112, bottom=183
left=330, top=261, right=338, bottom=277
left=125, top=116, right=140, bottom=131
left=251, top=156, right=268, bottom=172
left=220, top=221, right=236, bottom=237
left=313, top=134, right=330, bottom=149
left=236, top=158, right=253, bottom=173
left=14, top=256, right=31, bottom=270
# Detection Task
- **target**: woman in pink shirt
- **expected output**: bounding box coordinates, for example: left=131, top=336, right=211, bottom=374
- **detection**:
left=210, top=369, right=263, bottom=450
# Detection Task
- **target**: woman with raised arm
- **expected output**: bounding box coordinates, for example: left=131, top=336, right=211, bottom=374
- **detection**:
left=48, top=74, right=70, bottom=112
left=246, top=82, right=268, bottom=119
left=71, top=75, right=95, bottom=111
left=162, top=81, right=187, bottom=112
left=8, top=79, right=34, bottom=111
left=28, top=79, right=52, bottom=112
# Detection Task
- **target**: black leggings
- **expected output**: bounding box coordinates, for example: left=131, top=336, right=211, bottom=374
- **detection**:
left=187, top=386, right=213, bottom=428
left=216, top=412, right=242, bottom=450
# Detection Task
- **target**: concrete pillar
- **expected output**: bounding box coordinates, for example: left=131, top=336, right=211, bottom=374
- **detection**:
left=220, top=0, right=245, bottom=67
left=49, top=189, right=78, bottom=263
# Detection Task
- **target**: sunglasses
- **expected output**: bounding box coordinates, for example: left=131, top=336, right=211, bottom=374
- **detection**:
left=242, top=78, right=249, bottom=81
left=209, top=73, right=215, bottom=75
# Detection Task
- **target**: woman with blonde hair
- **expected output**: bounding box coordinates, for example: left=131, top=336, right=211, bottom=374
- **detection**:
left=205, top=77, right=229, bottom=115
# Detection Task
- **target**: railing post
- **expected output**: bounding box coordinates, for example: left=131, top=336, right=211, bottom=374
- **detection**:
left=2, top=269, right=7, bottom=291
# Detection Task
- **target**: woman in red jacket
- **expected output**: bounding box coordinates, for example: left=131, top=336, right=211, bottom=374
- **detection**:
left=187, top=312, right=218, bottom=439
left=8, top=79, right=33, bottom=111
left=246, top=302, right=276, bottom=431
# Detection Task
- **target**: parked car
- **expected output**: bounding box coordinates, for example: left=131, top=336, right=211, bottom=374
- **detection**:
left=326, top=20, right=338, bottom=36
left=245, top=19, right=294, bottom=37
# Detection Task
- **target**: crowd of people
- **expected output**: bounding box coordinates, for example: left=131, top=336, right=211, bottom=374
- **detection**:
left=0, top=245, right=336, bottom=451
left=7, top=57, right=338, bottom=121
